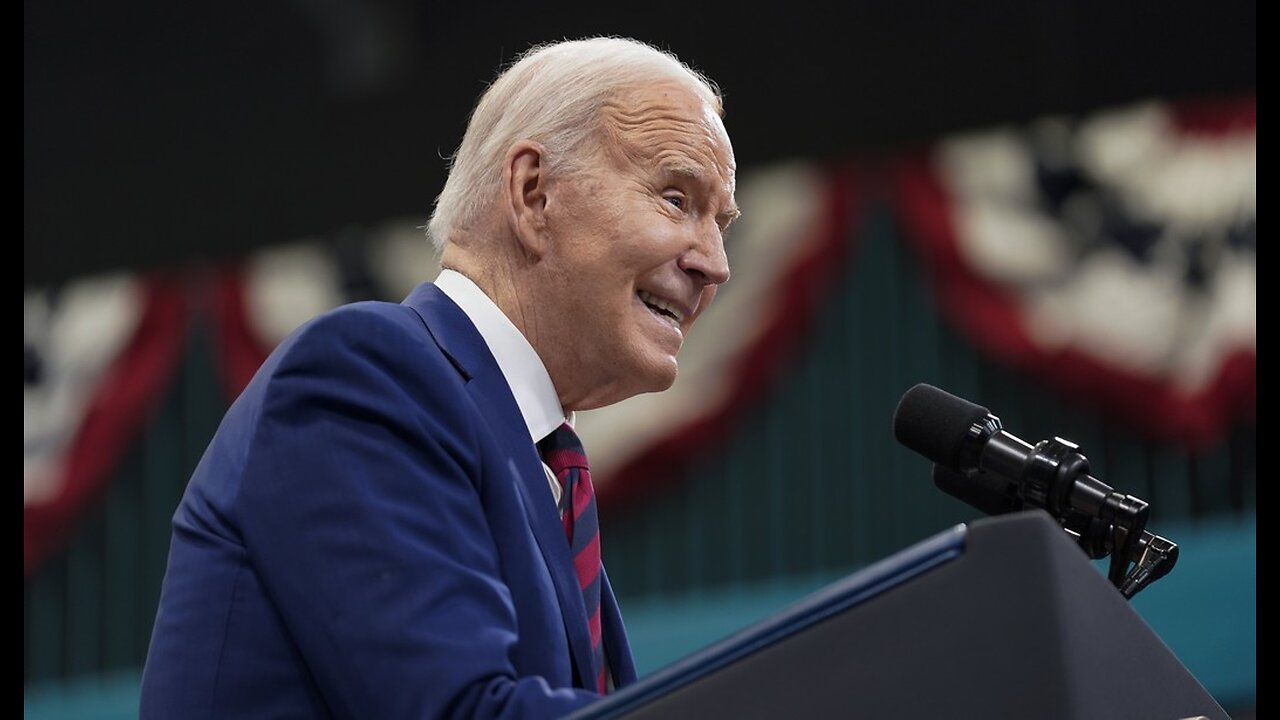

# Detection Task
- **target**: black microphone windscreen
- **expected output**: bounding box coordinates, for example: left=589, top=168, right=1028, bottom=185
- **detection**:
left=893, top=383, right=990, bottom=470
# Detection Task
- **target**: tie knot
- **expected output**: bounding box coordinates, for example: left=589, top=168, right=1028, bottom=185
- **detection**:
left=539, top=422, right=589, bottom=473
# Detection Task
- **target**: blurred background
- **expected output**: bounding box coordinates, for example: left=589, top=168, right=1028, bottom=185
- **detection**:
left=25, top=1, right=1255, bottom=717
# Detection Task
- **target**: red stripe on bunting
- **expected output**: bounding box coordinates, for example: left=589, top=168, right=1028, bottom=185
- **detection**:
left=1169, top=95, right=1255, bottom=134
left=24, top=276, right=188, bottom=576
left=214, top=266, right=273, bottom=400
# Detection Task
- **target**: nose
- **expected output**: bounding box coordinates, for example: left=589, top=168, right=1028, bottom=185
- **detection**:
left=678, top=222, right=731, bottom=286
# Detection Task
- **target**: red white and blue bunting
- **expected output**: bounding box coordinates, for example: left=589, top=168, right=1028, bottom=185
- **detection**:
left=23, top=95, right=1254, bottom=575
left=895, top=96, right=1255, bottom=447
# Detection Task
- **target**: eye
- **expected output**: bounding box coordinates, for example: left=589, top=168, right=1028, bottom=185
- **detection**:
left=663, top=192, right=686, bottom=210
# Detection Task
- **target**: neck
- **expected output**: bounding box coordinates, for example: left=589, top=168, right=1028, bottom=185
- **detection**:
left=442, top=240, right=625, bottom=412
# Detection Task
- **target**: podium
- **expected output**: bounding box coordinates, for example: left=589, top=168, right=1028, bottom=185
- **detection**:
left=575, top=511, right=1226, bottom=719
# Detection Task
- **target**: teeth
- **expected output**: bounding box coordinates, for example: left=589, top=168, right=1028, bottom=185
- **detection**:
left=637, top=290, right=685, bottom=323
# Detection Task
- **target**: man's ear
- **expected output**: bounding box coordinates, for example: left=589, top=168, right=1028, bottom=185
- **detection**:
left=504, top=140, right=551, bottom=259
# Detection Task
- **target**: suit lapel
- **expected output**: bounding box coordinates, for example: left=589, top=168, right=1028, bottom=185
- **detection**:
left=599, top=568, right=638, bottom=687
left=402, top=282, right=597, bottom=689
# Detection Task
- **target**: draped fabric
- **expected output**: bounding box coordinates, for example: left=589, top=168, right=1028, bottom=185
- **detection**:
left=24, top=275, right=187, bottom=575
left=23, top=95, right=1254, bottom=575
left=894, top=96, right=1255, bottom=448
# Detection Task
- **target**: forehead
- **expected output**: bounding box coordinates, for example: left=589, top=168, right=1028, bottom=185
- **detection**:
left=597, top=82, right=736, bottom=191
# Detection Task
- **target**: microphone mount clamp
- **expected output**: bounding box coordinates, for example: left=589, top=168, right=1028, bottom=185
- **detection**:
left=951, top=416, right=1178, bottom=599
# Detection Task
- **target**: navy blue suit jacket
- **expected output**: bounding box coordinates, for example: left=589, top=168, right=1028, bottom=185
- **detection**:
left=141, top=282, right=637, bottom=718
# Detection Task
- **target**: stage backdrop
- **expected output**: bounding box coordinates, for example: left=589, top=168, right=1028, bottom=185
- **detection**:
left=25, top=95, right=1255, bottom=714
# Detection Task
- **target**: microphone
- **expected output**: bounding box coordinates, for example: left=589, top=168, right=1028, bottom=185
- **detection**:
left=893, top=383, right=1178, bottom=598
left=892, top=383, right=1140, bottom=524
left=930, top=464, right=1020, bottom=517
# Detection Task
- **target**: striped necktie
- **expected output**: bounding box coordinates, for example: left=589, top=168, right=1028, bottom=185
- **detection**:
left=538, top=423, right=606, bottom=693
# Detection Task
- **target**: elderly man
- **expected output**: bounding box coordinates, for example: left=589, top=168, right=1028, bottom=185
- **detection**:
left=140, top=37, right=737, bottom=718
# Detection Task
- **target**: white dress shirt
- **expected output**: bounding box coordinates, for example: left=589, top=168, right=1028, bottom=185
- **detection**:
left=434, top=269, right=570, bottom=506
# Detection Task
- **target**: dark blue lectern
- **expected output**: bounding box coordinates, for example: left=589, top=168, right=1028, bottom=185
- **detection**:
left=573, top=511, right=1226, bottom=719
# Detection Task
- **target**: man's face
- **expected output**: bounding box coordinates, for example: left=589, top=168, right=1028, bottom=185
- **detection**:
left=540, top=82, right=738, bottom=409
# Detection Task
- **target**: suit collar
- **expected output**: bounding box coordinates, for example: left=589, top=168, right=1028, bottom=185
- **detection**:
left=402, top=281, right=481, bottom=381
left=402, top=281, right=601, bottom=689
left=433, top=269, right=566, bottom=444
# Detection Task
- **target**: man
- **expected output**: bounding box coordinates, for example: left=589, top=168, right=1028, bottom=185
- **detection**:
left=141, top=37, right=737, bottom=718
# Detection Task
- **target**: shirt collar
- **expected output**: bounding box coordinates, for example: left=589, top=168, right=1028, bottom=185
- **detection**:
left=434, top=269, right=568, bottom=443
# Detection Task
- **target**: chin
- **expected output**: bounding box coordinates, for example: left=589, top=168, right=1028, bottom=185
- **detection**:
left=646, top=372, right=677, bottom=394
left=637, top=356, right=679, bottom=394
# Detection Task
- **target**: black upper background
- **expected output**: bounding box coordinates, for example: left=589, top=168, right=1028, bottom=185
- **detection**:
left=24, top=0, right=1255, bottom=286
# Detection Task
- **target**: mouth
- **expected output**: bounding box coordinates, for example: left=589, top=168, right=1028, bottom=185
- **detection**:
left=637, top=289, right=687, bottom=328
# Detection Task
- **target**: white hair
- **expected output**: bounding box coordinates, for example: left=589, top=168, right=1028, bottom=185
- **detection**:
left=426, top=37, right=722, bottom=251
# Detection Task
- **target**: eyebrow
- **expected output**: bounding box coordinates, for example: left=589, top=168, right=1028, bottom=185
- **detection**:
left=718, top=208, right=742, bottom=232
left=656, top=161, right=740, bottom=226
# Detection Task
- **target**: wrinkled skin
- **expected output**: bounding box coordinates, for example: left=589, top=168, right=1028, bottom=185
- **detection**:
left=515, top=82, right=738, bottom=410
left=445, top=80, right=739, bottom=411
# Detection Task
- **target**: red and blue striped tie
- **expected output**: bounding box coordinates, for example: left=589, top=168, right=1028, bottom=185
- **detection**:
left=539, top=423, right=606, bottom=693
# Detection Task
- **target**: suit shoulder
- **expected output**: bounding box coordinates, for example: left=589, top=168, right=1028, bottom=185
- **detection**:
left=286, top=300, right=423, bottom=349
left=229, top=300, right=468, bottom=426
left=265, top=301, right=448, bottom=373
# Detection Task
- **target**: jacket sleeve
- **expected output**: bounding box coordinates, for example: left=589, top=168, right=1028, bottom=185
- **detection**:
left=235, top=306, right=597, bottom=719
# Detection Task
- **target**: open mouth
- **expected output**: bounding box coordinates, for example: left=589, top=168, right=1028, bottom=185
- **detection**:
left=637, top=289, right=685, bottom=326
